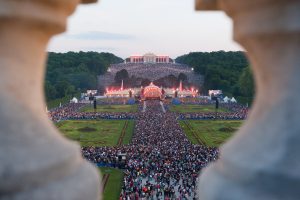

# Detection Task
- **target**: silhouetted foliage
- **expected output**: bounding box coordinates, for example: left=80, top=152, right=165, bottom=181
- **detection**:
left=141, top=79, right=151, bottom=87
left=114, top=69, right=129, bottom=83
left=238, top=66, right=255, bottom=97
left=45, top=51, right=123, bottom=101
left=176, top=51, right=253, bottom=100
left=178, top=73, right=187, bottom=82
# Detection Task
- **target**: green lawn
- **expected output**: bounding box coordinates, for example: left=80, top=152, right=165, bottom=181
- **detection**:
left=122, top=121, right=135, bottom=145
left=180, top=120, right=243, bottom=147
left=56, top=120, right=134, bottom=147
left=170, top=104, right=229, bottom=113
left=80, top=104, right=138, bottom=113
left=47, top=93, right=80, bottom=109
left=99, top=167, right=124, bottom=200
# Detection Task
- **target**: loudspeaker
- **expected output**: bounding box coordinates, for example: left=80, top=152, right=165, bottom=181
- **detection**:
left=93, top=99, right=97, bottom=110
left=129, top=90, right=132, bottom=98
left=89, top=96, right=94, bottom=101
left=215, top=99, right=219, bottom=109
left=175, top=91, right=178, bottom=98
left=118, top=155, right=122, bottom=162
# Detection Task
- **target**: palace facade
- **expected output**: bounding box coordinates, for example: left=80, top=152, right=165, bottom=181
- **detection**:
left=126, top=53, right=172, bottom=63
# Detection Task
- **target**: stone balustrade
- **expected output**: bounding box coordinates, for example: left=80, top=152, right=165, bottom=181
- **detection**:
left=0, top=0, right=100, bottom=199
left=196, top=0, right=300, bottom=199
left=0, top=0, right=299, bottom=199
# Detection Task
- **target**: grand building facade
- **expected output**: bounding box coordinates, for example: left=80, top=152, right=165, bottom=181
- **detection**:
left=127, top=53, right=172, bottom=63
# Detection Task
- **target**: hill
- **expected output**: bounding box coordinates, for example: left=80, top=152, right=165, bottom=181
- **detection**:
left=45, top=51, right=123, bottom=102
left=98, top=63, right=203, bottom=93
left=176, top=51, right=254, bottom=102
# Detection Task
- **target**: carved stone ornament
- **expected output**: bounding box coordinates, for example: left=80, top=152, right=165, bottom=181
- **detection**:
left=0, top=0, right=101, bottom=199
left=196, top=0, right=300, bottom=199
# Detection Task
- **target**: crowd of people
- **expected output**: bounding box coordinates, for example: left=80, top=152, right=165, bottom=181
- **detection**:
left=167, top=101, right=248, bottom=120
left=177, top=102, right=248, bottom=120
left=109, top=63, right=202, bottom=84
left=178, top=111, right=247, bottom=120
left=48, top=103, right=135, bottom=122
left=48, top=99, right=250, bottom=199
left=49, top=100, right=248, bottom=122
left=82, top=100, right=219, bottom=199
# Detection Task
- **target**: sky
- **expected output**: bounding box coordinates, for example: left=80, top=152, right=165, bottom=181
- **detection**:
left=48, top=0, right=243, bottom=59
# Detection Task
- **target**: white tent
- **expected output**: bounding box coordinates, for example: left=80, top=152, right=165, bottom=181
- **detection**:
left=70, top=97, right=78, bottom=103
left=231, top=97, right=237, bottom=103
left=223, top=96, right=230, bottom=103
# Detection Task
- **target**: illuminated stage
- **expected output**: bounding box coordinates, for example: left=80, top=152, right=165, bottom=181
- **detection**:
left=142, top=82, right=163, bottom=100
left=105, top=82, right=198, bottom=100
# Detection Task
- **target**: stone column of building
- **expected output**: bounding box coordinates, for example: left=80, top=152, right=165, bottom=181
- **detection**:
left=196, top=0, right=300, bottom=199
left=0, top=0, right=100, bottom=199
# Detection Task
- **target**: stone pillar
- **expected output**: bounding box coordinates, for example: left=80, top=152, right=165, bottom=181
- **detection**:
left=0, top=0, right=101, bottom=199
left=196, top=0, right=300, bottom=199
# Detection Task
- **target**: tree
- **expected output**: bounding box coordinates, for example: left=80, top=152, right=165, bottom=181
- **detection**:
left=45, top=81, right=57, bottom=100
left=141, top=79, right=151, bottom=87
left=65, top=84, right=76, bottom=96
left=176, top=51, right=249, bottom=97
left=54, top=80, right=71, bottom=98
left=178, top=73, right=187, bottom=82
left=238, top=66, right=255, bottom=97
left=114, top=69, right=129, bottom=83
left=45, top=51, right=123, bottom=102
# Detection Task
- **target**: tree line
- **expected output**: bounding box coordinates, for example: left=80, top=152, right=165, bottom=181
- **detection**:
left=45, top=50, right=254, bottom=105
left=45, top=51, right=123, bottom=101
left=175, top=51, right=254, bottom=103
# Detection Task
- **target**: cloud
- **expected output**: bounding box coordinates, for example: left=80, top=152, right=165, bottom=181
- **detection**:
left=66, top=31, right=136, bottom=41
left=80, top=46, right=116, bottom=52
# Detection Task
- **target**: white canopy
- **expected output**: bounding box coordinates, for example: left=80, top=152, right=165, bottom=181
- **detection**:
left=231, top=97, right=237, bottom=103
left=223, top=96, right=230, bottom=103
left=70, top=97, right=78, bottom=103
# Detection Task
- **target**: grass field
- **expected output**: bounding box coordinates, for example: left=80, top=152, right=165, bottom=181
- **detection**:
left=99, top=167, right=124, bottom=200
left=56, top=120, right=134, bottom=147
left=47, top=93, right=80, bottom=109
left=80, top=104, right=138, bottom=113
left=122, top=121, right=135, bottom=145
left=170, top=104, right=229, bottom=113
left=180, top=120, right=243, bottom=147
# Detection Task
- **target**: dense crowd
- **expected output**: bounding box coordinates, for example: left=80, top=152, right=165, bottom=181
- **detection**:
left=48, top=100, right=249, bottom=198
left=178, top=111, right=247, bottom=120
left=49, top=101, right=248, bottom=122
left=48, top=103, right=86, bottom=121
left=82, top=101, right=219, bottom=199
left=172, top=101, right=248, bottom=120
left=178, top=102, right=249, bottom=120
left=48, top=103, right=135, bottom=122
left=109, top=63, right=202, bottom=83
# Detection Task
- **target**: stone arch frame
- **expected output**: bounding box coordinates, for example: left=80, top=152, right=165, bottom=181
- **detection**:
left=0, top=0, right=299, bottom=199
left=0, top=0, right=101, bottom=199
left=196, top=0, right=300, bottom=199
